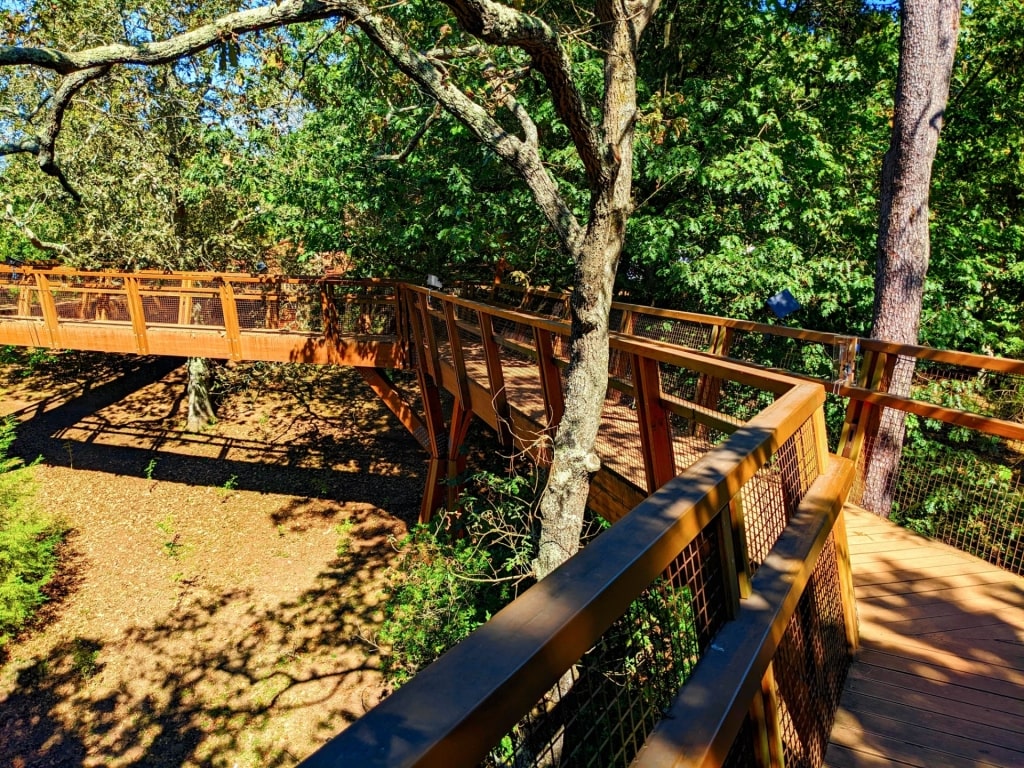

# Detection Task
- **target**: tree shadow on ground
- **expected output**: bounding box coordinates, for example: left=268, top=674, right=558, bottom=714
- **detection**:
left=0, top=505, right=404, bottom=767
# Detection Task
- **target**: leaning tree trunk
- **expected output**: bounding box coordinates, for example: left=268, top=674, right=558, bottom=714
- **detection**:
left=861, top=0, right=962, bottom=517
left=533, top=0, right=644, bottom=581
left=185, top=357, right=216, bottom=432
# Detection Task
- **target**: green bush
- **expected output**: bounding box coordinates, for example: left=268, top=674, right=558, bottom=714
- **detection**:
left=0, top=418, right=64, bottom=648
left=378, top=471, right=540, bottom=684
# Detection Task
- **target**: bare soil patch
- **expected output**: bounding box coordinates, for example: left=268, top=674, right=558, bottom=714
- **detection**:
left=0, top=352, right=426, bottom=767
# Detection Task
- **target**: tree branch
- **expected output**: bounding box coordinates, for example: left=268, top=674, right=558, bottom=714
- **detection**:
left=0, top=0, right=339, bottom=74
left=1, top=204, right=70, bottom=255
left=375, top=104, right=443, bottom=162
left=440, top=0, right=607, bottom=189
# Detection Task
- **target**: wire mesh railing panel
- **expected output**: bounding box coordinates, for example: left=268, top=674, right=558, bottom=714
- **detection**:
left=659, top=363, right=701, bottom=404
left=728, top=329, right=845, bottom=383
left=885, top=354, right=1024, bottom=422
left=740, top=418, right=818, bottom=574
left=490, top=525, right=726, bottom=768
left=631, top=313, right=715, bottom=351
left=717, top=379, right=777, bottom=423
left=596, top=394, right=646, bottom=490
left=669, top=412, right=723, bottom=473
left=494, top=321, right=547, bottom=426
left=773, top=535, right=851, bottom=768
left=264, top=282, right=323, bottom=333
left=722, top=714, right=760, bottom=768
left=877, top=429, right=1024, bottom=575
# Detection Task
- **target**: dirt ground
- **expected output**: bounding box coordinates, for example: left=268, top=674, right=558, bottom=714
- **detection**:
left=0, top=351, right=428, bottom=767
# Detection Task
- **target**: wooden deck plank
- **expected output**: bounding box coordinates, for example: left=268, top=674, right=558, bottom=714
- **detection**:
left=827, top=506, right=1024, bottom=768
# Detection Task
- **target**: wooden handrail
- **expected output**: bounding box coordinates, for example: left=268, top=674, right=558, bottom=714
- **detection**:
left=299, top=381, right=833, bottom=768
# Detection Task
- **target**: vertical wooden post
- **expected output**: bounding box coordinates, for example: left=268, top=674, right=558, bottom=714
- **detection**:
left=443, top=301, right=471, bottom=410
left=34, top=273, right=61, bottom=349
left=123, top=276, right=149, bottom=354
left=178, top=279, right=193, bottom=325
left=716, top=504, right=743, bottom=622
left=832, top=505, right=860, bottom=653
left=694, top=324, right=733, bottom=422
left=418, top=292, right=443, bottom=383
left=631, top=354, right=676, bottom=493
left=478, top=311, right=512, bottom=447
left=728, top=492, right=754, bottom=599
left=837, top=348, right=893, bottom=474
left=17, top=286, right=31, bottom=317
left=446, top=399, right=475, bottom=511
left=320, top=282, right=340, bottom=342
left=533, top=327, right=565, bottom=432
left=752, top=664, right=787, bottom=768
left=407, top=290, right=449, bottom=523
left=219, top=280, right=242, bottom=360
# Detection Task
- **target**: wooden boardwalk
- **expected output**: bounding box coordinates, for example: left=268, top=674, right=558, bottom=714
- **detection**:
left=825, top=505, right=1024, bottom=768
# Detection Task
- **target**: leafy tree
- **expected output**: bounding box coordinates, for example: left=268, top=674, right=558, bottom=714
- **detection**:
left=0, top=0, right=665, bottom=579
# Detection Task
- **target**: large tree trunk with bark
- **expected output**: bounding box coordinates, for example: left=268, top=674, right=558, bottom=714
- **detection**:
left=862, top=0, right=961, bottom=516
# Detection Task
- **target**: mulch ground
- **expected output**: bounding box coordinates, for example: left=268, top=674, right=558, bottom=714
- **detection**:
left=0, top=351, right=428, bottom=767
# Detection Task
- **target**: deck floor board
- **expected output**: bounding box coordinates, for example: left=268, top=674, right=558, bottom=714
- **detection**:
left=825, top=506, right=1024, bottom=768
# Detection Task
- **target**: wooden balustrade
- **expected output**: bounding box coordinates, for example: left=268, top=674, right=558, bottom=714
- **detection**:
left=0, top=267, right=404, bottom=368
left=299, top=302, right=856, bottom=765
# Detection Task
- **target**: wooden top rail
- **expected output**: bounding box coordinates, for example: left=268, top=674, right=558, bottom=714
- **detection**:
left=0, top=265, right=399, bottom=288
left=299, top=381, right=834, bottom=768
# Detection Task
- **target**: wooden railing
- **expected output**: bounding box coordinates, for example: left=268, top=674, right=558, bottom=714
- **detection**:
left=301, top=285, right=857, bottom=767
left=0, top=267, right=404, bottom=367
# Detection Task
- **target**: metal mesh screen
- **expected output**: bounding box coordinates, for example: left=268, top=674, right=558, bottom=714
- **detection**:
left=489, top=526, right=727, bottom=768
left=869, top=428, right=1024, bottom=575
left=722, top=714, right=760, bottom=768
left=728, top=329, right=847, bottom=383
left=888, top=353, right=1024, bottom=421
left=739, top=419, right=818, bottom=574
left=773, top=535, right=851, bottom=768
left=630, top=312, right=715, bottom=351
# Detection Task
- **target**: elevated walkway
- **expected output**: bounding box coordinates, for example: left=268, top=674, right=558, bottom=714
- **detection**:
left=828, top=506, right=1024, bottom=768
left=2, top=267, right=1023, bottom=767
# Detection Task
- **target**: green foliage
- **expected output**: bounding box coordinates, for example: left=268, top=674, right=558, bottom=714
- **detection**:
left=378, top=471, right=539, bottom=683
left=0, top=418, right=63, bottom=648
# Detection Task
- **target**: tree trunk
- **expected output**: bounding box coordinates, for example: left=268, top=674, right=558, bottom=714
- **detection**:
left=185, top=357, right=216, bottom=432
left=862, top=0, right=961, bottom=516
left=533, top=0, right=644, bottom=579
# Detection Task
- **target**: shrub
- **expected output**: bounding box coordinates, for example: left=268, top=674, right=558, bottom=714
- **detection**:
left=0, top=418, right=64, bottom=648
left=378, top=471, right=540, bottom=684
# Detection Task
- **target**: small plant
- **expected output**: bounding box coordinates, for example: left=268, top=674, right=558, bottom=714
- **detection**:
left=70, top=637, right=101, bottom=679
left=143, top=458, right=158, bottom=481
left=335, top=519, right=355, bottom=557
left=378, top=470, right=542, bottom=684
left=157, top=515, right=186, bottom=558
left=220, top=475, right=239, bottom=496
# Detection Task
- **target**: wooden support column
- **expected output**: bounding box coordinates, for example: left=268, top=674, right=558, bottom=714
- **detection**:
left=694, top=324, right=733, bottom=422
left=533, top=327, right=564, bottom=433
left=417, top=292, right=443, bottom=383
left=446, top=399, right=474, bottom=511
left=34, top=273, right=61, bottom=348
left=716, top=504, right=743, bottom=622
left=177, top=279, right=193, bottom=325
left=832, top=505, right=860, bottom=652
left=837, top=348, right=894, bottom=472
left=752, top=663, right=787, bottom=768
left=443, top=301, right=471, bottom=410
left=320, top=282, right=340, bottom=343
left=631, top=354, right=676, bottom=493
left=17, top=286, right=31, bottom=317
left=219, top=280, right=242, bottom=360
left=124, top=276, right=149, bottom=354
left=478, top=311, right=512, bottom=447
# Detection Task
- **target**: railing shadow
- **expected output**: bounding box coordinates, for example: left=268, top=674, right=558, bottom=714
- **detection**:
left=825, top=510, right=1024, bottom=767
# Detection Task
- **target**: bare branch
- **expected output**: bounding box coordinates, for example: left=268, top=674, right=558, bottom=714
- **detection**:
left=375, top=104, right=443, bottom=162
left=0, top=0, right=340, bottom=74
left=0, top=138, right=41, bottom=156
left=344, top=0, right=582, bottom=250
left=1, top=204, right=71, bottom=255
left=440, top=0, right=607, bottom=188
